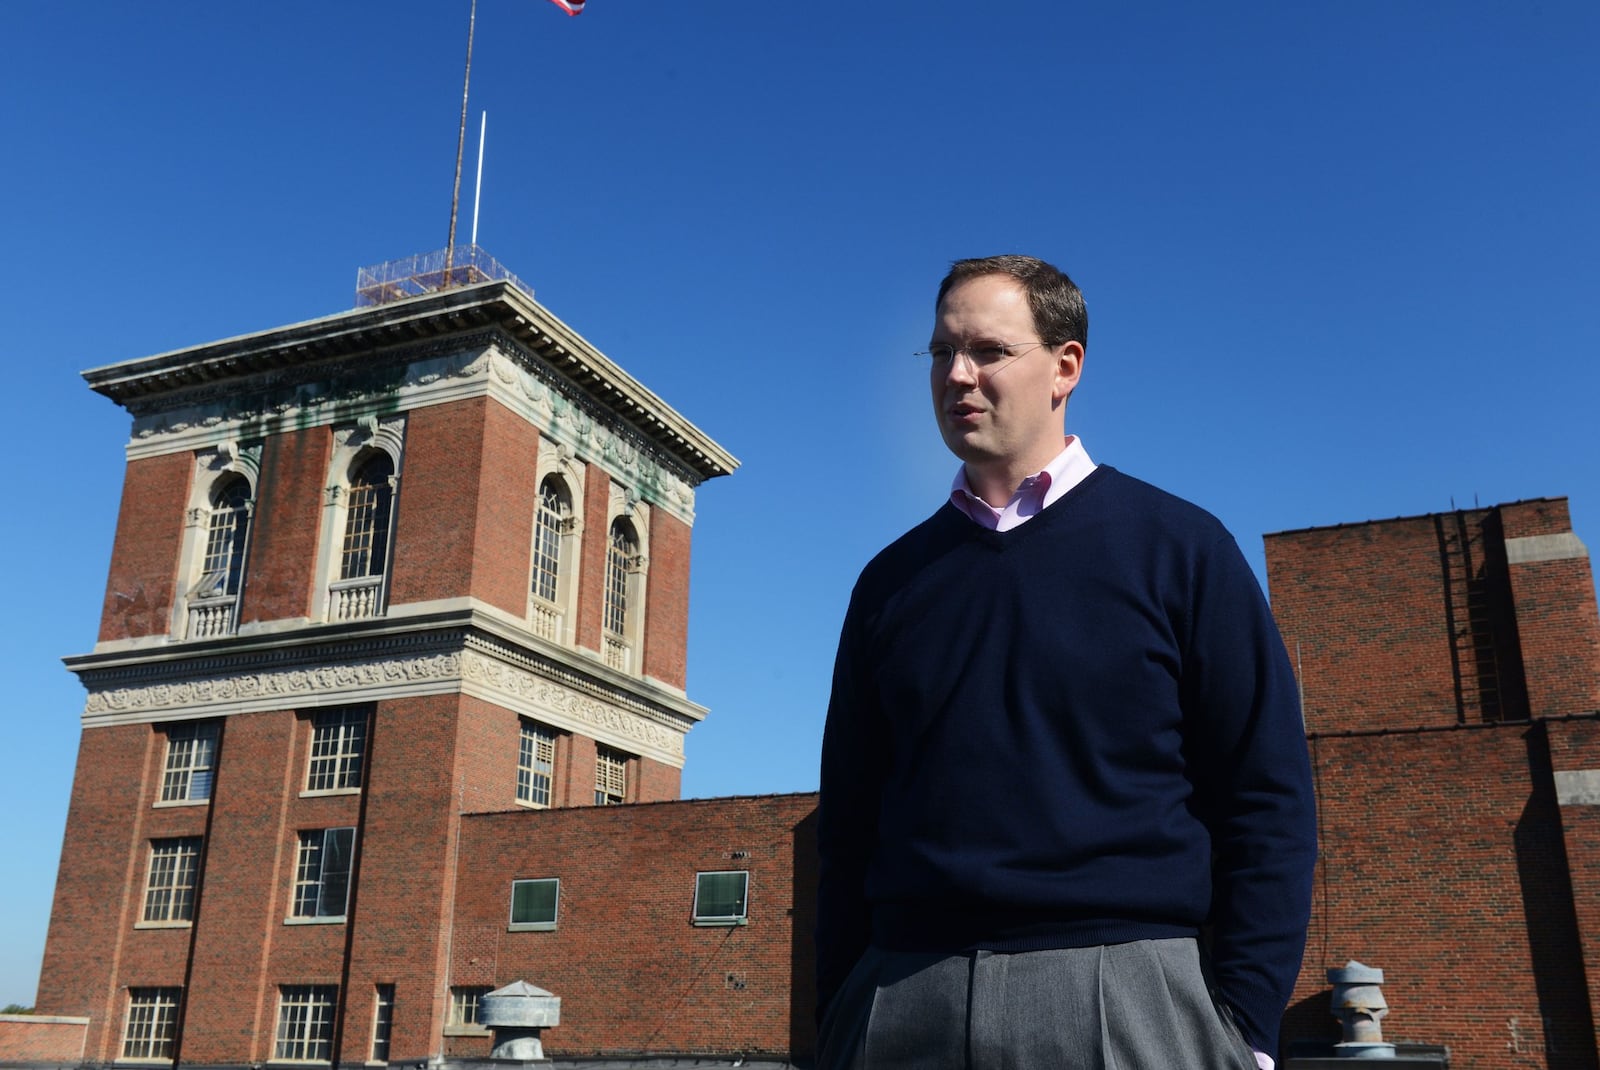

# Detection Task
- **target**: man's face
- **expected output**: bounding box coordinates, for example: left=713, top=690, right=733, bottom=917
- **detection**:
left=929, top=274, right=1082, bottom=484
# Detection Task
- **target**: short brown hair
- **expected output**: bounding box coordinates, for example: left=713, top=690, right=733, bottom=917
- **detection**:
left=936, top=255, right=1088, bottom=350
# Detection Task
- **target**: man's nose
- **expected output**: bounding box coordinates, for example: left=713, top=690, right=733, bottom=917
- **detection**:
left=943, top=350, right=979, bottom=384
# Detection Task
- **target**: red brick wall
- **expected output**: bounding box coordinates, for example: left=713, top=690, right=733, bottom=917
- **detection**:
left=389, top=401, right=487, bottom=607
left=563, top=734, right=598, bottom=808
left=469, top=401, right=539, bottom=617
left=0, top=1017, right=89, bottom=1062
left=240, top=427, right=331, bottom=625
left=637, top=755, right=682, bottom=802
left=452, top=693, right=520, bottom=815
left=1502, top=499, right=1574, bottom=540
left=1268, top=517, right=1460, bottom=733
left=337, top=694, right=471, bottom=1064
left=1284, top=726, right=1594, bottom=1067
left=1510, top=555, right=1600, bottom=717
left=1547, top=718, right=1600, bottom=1054
left=44, top=696, right=476, bottom=1066
left=575, top=465, right=610, bottom=655
left=448, top=794, right=819, bottom=1060
left=1500, top=500, right=1600, bottom=718
left=177, top=707, right=359, bottom=1065
left=643, top=509, right=691, bottom=690
left=35, top=723, right=161, bottom=1054
left=1266, top=508, right=1544, bottom=733
left=98, top=452, right=190, bottom=642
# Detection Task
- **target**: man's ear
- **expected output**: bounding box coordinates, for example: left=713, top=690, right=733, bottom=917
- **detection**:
left=1052, top=342, right=1084, bottom=403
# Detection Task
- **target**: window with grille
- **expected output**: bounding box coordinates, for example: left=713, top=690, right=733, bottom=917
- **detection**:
left=306, top=708, right=366, bottom=792
left=122, top=987, right=181, bottom=1061
left=594, top=748, right=628, bottom=806
left=160, top=722, right=218, bottom=803
left=517, top=722, right=556, bottom=807
left=509, top=878, right=559, bottom=931
left=193, top=477, right=252, bottom=600
left=531, top=478, right=570, bottom=605
left=693, top=870, right=750, bottom=925
left=603, top=519, right=639, bottom=639
left=274, top=985, right=338, bottom=1062
left=370, top=984, right=394, bottom=1063
left=448, top=986, right=490, bottom=1028
left=292, top=828, right=355, bottom=919
left=143, top=838, right=201, bottom=924
left=340, top=454, right=395, bottom=581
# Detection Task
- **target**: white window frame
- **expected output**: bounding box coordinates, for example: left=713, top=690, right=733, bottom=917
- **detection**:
left=140, top=838, right=201, bottom=927
left=601, top=493, right=649, bottom=672
left=158, top=721, right=219, bottom=806
left=508, top=878, right=560, bottom=932
left=311, top=417, right=405, bottom=624
left=516, top=722, right=557, bottom=808
left=290, top=828, right=356, bottom=922
left=594, top=747, right=629, bottom=806
left=172, top=444, right=260, bottom=641
left=121, top=987, right=181, bottom=1062
left=304, top=707, right=367, bottom=795
left=527, top=443, right=585, bottom=644
left=692, top=870, right=750, bottom=927
left=445, top=986, right=491, bottom=1036
left=273, top=985, right=338, bottom=1063
left=369, top=983, right=394, bottom=1064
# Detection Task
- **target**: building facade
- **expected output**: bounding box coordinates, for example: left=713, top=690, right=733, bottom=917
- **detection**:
left=1268, top=498, right=1600, bottom=1068
left=7, top=268, right=1600, bottom=1069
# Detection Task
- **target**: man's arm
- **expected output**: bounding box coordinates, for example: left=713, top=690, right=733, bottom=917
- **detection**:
left=1184, top=534, right=1318, bottom=1057
left=815, top=603, right=889, bottom=1020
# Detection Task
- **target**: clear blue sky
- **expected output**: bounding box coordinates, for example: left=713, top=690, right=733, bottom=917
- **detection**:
left=2, top=1, right=1596, bottom=1007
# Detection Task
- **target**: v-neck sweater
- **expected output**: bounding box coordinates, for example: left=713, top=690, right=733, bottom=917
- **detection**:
left=816, top=465, right=1316, bottom=1055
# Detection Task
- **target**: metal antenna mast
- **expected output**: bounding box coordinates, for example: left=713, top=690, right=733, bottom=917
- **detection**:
left=444, top=0, right=479, bottom=284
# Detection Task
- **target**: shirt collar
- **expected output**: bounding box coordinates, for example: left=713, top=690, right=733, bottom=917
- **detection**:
left=949, top=437, right=1097, bottom=531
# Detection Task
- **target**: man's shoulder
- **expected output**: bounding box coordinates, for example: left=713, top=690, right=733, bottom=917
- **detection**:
left=865, top=502, right=962, bottom=565
left=1088, top=466, right=1232, bottom=544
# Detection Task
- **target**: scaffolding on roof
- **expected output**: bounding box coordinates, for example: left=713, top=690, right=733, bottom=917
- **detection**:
left=355, top=245, right=532, bottom=307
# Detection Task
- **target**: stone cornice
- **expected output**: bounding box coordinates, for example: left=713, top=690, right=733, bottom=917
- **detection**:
left=83, top=280, right=738, bottom=484
left=63, top=608, right=704, bottom=767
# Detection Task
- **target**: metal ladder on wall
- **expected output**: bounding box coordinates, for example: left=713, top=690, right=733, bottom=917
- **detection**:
left=1438, top=511, right=1503, bottom=723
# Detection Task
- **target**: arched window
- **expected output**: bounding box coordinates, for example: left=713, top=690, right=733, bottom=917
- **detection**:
left=603, top=517, right=641, bottom=670
left=340, top=454, right=395, bottom=581
left=529, top=476, right=573, bottom=639
left=187, top=476, right=253, bottom=638
left=329, top=452, right=396, bottom=621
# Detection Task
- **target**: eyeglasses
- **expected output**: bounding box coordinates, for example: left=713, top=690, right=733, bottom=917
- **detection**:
left=915, top=340, right=1056, bottom=369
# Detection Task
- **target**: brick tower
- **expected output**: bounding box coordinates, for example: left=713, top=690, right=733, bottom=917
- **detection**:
left=33, top=254, right=737, bottom=1066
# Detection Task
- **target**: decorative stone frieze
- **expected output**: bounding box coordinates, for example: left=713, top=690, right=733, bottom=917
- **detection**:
left=73, top=619, right=691, bottom=767
left=459, top=648, right=683, bottom=762
left=81, top=651, right=464, bottom=722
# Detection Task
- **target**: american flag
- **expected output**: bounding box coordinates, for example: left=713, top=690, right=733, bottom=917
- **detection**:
left=546, top=0, right=585, bottom=13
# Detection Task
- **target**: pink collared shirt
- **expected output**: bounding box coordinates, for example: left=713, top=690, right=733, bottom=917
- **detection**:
left=947, top=435, right=1277, bottom=1070
left=948, top=436, right=1098, bottom=531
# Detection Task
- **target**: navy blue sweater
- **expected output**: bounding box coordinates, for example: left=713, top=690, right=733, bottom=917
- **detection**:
left=816, top=466, right=1316, bottom=1055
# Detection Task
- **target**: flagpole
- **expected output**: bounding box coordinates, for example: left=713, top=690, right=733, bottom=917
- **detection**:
left=471, top=111, right=487, bottom=246
left=444, top=0, right=478, bottom=285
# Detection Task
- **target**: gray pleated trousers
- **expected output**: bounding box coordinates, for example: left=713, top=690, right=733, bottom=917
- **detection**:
left=815, top=938, right=1258, bottom=1070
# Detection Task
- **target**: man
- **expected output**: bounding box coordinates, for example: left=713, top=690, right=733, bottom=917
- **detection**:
left=815, top=256, right=1316, bottom=1069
